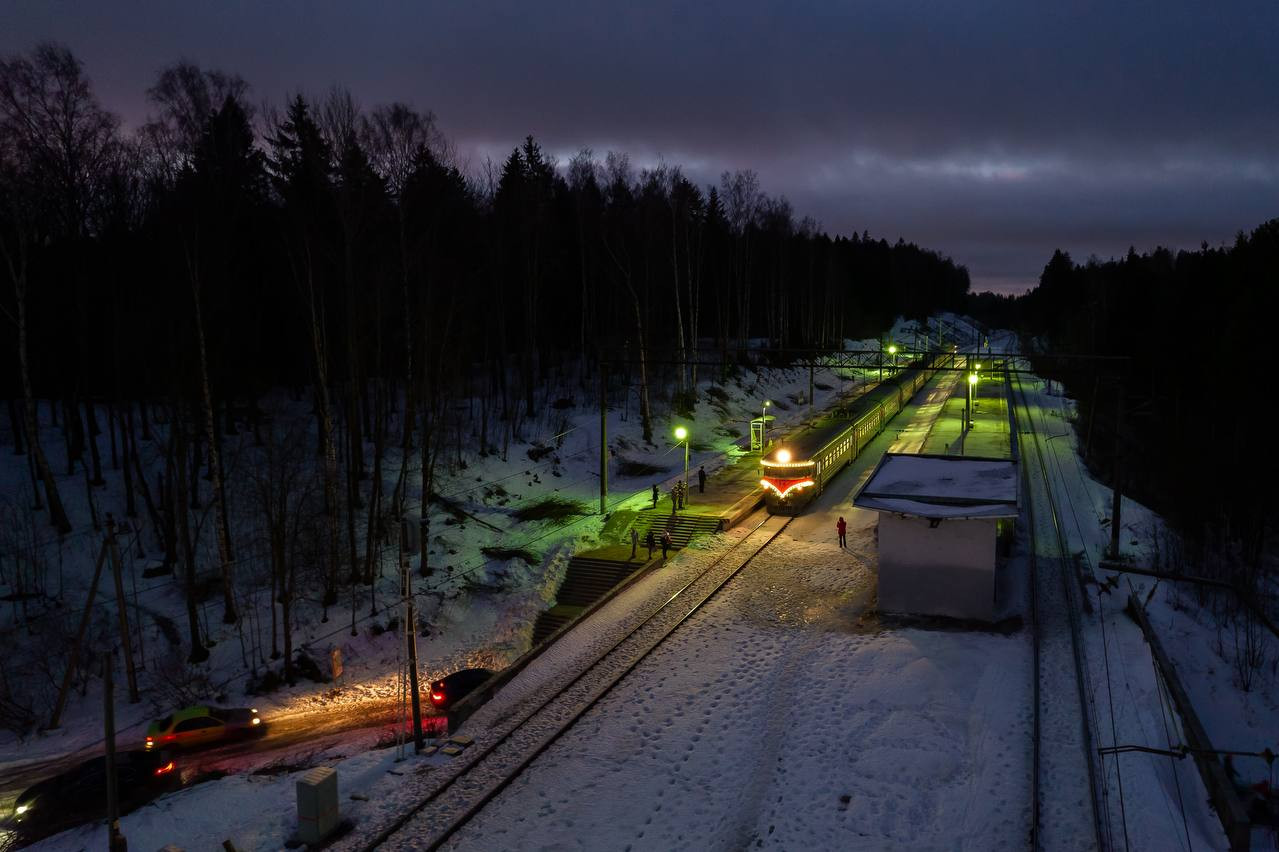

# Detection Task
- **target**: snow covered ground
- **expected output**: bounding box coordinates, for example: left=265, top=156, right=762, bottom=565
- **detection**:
left=3, top=319, right=943, bottom=848
left=25, top=316, right=1269, bottom=852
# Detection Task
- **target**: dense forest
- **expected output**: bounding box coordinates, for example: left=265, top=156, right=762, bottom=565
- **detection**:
left=0, top=43, right=968, bottom=688
left=1004, top=220, right=1278, bottom=586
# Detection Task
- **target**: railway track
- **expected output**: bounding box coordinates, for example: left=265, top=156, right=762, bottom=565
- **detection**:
left=363, top=510, right=794, bottom=851
left=1015, top=371, right=1108, bottom=852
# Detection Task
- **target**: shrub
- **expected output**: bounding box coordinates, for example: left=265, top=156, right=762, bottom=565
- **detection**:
left=615, top=457, right=667, bottom=478
left=482, top=546, right=540, bottom=566
left=512, top=497, right=586, bottom=523
left=705, top=385, right=731, bottom=405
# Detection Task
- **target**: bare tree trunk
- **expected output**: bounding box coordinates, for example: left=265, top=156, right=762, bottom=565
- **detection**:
left=302, top=252, right=341, bottom=610
left=16, top=323, right=71, bottom=530
left=82, top=399, right=105, bottom=486
left=670, top=201, right=686, bottom=393
left=186, top=252, right=237, bottom=624
left=173, top=409, right=208, bottom=663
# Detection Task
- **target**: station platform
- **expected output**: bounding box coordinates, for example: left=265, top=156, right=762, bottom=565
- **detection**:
left=918, top=370, right=1013, bottom=460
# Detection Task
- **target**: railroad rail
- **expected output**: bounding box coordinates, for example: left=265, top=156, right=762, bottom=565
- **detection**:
left=362, top=510, right=794, bottom=851
left=1015, top=371, right=1108, bottom=852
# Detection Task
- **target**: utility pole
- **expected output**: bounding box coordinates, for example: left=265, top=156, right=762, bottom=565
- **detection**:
left=808, top=363, right=814, bottom=411
left=599, top=364, right=608, bottom=515
left=49, top=540, right=109, bottom=729
left=103, top=653, right=126, bottom=851
left=1110, top=384, right=1124, bottom=560
left=105, top=516, right=139, bottom=703
left=401, top=519, right=424, bottom=752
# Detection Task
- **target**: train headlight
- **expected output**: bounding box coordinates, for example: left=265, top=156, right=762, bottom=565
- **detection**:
left=776, top=449, right=791, bottom=464
left=15, top=803, right=29, bottom=815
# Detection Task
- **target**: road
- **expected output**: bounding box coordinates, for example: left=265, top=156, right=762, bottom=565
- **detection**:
left=0, top=693, right=449, bottom=824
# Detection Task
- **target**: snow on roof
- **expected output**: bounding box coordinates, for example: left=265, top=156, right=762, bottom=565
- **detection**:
left=853, top=453, right=1019, bottom=519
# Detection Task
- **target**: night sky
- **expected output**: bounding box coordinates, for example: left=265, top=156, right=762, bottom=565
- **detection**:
left=5, top=1, right=1277, bottom=294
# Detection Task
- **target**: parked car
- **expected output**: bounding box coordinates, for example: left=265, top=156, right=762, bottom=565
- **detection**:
left=145, top=705, right=263, bottom=751
left=10, top=749, right=179, bottom=840
left=429, top=668, right=496, bottom=711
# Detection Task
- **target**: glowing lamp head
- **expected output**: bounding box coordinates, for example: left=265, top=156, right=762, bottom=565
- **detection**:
left=888, top=345, right=897, bottom=354
left=968, top=373, right=978, bottom=385
left=674, top=426, right=688, bottom=441
left=975, top=363, right=981, bottom=370
left=776, top=449, right=791, bottom=464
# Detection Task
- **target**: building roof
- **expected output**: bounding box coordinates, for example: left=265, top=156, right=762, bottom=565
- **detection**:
left=853, top=453, right=1019, bottom=520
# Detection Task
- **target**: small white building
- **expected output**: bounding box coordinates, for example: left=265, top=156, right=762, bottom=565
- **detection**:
left=853, top=453, right=1019, bottom=622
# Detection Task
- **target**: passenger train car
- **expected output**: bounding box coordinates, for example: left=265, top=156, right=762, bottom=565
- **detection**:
left=760, top=356, right=950, bottom=513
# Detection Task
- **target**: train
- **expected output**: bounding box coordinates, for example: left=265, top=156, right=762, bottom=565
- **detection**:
left=760, top=355, right=952, bottom=513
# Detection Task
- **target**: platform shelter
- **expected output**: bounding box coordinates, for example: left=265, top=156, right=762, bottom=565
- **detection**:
left=854, top=452, right=1019, bottom=621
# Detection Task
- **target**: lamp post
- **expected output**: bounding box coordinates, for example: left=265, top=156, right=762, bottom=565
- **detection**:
left=674, top=426, right=690, bottom=502
left=967, top=372, right=978, bottom=430
left=761, top=400, right=771, bottom=450
left=887, top=344, right=897, bottom=376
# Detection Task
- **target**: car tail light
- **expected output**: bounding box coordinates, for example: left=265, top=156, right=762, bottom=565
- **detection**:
left=154, top=760, right=175, bottom=776
left=430, top=691, right=445, bottom=705
left=145, top=736, right=154, bottom=749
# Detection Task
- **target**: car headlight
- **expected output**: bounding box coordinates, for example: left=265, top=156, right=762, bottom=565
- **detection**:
left=251, top=717, right=261, bottom=725
left=15, top=803, right=29, bottom=815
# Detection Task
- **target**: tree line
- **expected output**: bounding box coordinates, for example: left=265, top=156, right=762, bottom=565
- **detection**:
left=0, top=42, right=969, bottom=684
left=1004, top=220, right=1278, bottom=586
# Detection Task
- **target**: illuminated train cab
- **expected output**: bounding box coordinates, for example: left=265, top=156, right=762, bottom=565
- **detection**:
left=759, top=356, right=952, bottom=513
left=760, top=420, right=861, bottom=513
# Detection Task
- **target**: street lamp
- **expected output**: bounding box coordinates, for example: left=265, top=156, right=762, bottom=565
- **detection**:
left=761, top=400, right=771, bottom=449
left=887, top=344, right=898, bottom=376
left=674, top=426, right=690, bottom=500
left=967, top=372, right=978, bottom=430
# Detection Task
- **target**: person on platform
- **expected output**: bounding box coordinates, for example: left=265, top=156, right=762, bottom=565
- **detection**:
left=630, top=527, right=639, bottom=559
left=651, top=483, right=660, bottom=508
left=645, top=529, right=655, bottom=559
left=837, top=516, right=848, bottom=548
left=698, top=465, right=707, bottom=493
left=661, top=529, right=672, bottom=559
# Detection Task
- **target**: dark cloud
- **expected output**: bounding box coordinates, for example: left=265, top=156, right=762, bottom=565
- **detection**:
left=5, top=1, right=1277, bottom=293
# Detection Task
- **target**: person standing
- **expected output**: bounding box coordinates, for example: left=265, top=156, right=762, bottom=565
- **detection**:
left=837, top=516, right=847, bottom=548
left=651, top=483, right=660, bottom=508
left=697, top=465, right=707, bottom=494
left=661, top=529, right=672, bottom=560
left=645, top=529, right=655, bottom=559
left=630, top=527, right=639, bottom=560
left=670, top=485, right=679, bottom=515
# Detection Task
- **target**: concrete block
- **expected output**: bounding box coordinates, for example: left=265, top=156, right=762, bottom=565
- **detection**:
left=297, top=766, right=339, bottom=844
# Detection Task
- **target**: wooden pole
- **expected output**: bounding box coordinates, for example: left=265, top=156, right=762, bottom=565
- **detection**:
left=106, top=516, right=139, bottom=703
left=103, top=652, right=127, bottom=851
left=48, top=540, right=108, bottom=729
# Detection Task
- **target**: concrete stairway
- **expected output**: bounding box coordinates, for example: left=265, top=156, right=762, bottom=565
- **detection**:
left=630, top=510, right=723, bottom=549
left=531, top=555, right=643, bottom=645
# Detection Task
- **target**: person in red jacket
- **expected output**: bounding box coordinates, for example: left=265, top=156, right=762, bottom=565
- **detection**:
left=836, top=516, right=847, bottom=548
